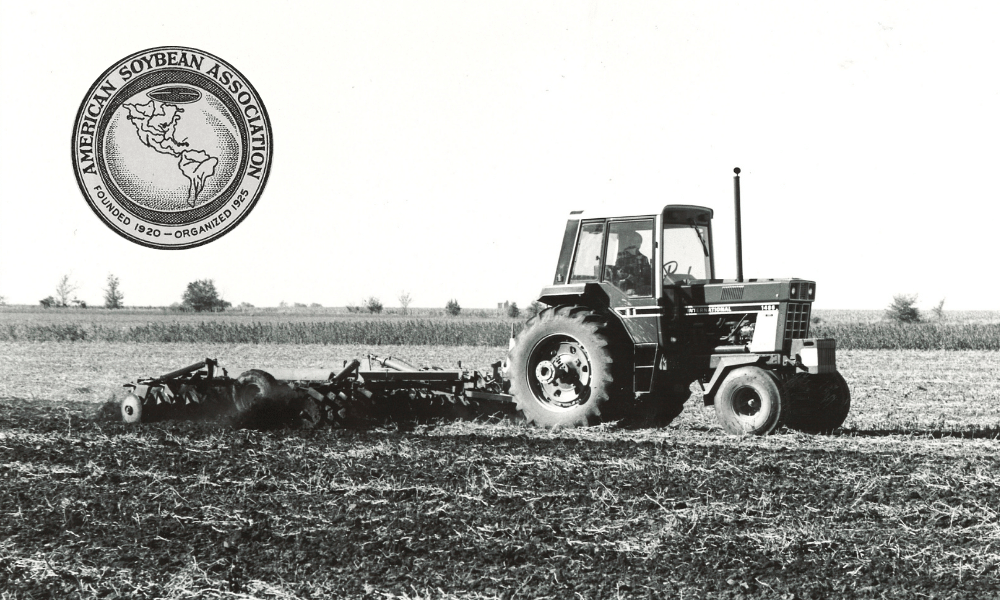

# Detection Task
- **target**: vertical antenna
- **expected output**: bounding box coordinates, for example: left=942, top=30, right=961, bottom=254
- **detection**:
left=733, top=167, right=744, bottom=283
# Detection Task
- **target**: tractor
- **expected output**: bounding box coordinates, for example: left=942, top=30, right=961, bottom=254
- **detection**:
left=119, top=169, right=849, bottom=436
left=506, top=169, right=850, bottom=434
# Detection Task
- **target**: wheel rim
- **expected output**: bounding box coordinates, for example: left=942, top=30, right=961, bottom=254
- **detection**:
left=121, top=395, right=142, bottom=423
left=731, top=385, right=765, bottom=425
left=526, top=335, right=593, bottom=410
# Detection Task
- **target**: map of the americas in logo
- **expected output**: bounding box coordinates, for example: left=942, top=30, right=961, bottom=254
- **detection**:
left=72, top=47, right=271, bottom=249
left=122, top=91, right=219, bottom=207
left=106, top=84, right=240, bottom=212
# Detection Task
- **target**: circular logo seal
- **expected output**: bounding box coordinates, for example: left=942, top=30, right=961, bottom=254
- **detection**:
left=72, top=47, right=273, bottom=249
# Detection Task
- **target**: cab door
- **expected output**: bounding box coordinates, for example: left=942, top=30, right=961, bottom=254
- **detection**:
left=603, top=218, right=659, bottom=393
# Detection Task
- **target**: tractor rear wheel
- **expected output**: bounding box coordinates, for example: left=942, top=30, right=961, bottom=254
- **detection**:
left=507, top=305, right=621, bottom=428
left=714, top=366, right=783, bottom=435
left=781, top=372, right=851, bottom=433
left=235, top=369, right=278, bottom=413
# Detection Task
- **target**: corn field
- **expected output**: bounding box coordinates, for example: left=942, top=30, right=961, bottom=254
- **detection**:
left=811, top=322, right=1000, bottom=350
left=2, top=317, right=1000, bottom=349
left=0, top=319, right=521, bottom=346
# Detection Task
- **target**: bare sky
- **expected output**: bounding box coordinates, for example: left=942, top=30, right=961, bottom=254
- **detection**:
left=1, top=1, right=998, bottom=310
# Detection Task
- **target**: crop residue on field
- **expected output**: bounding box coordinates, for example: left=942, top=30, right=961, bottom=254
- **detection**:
left=3, top=402, right=1000, bottom=598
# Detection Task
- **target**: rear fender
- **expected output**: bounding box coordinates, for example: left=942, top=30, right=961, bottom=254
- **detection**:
left=536, top=283, right=609, bottom=308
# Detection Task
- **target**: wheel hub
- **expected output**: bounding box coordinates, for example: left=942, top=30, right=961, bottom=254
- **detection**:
left=529, top=338, right=593, bottom=409
left=732, top=386, right=762, bottom=417
left=535, top=360, right=556, bottom=384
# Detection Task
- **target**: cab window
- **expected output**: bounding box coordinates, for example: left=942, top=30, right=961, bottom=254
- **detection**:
left=662, top=224, right=712, bottom=284
left=569, top=222, right=605, bottom=282
left=607, top=220, right=654, bottom=296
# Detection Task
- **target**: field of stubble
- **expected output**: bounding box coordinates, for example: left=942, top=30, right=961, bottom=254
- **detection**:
left=2, top=341, right=1000, bottom=599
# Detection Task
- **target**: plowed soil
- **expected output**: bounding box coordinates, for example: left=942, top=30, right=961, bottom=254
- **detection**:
left=4, top=400, right=1000, bottom=599
left=3, top=344, right=1000, bottom=598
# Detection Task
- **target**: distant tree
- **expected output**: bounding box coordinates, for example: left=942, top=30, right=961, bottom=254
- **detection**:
left=40, top=296, right=56, bottom=308
left=932, top=298, right=946, bottom=321
left=103, top=274, right=125, bottom=309
left=279, top=301, right=288, bottom=308
left=506, top=302, right=520, bottom=318
left=310, top=302, right=323, bottom=308
left=445, top=299, right=461, bottom=316
left=238, top=301, right=255, bottom=310
left=524, top=300, right=545, bottom=320
left=886, top=294, right=921, bottom=324
left=364, top=296, right=384, bottom=314
left=0, top=295, right=6, bottom=306
left=181, top=279, right=231, bottom=312
left=398, top=291, right=413, bottom=315
left=294, top=302, right=307, bottom=308
left=72, top=299, right=87, bottom=308
left=55, top=274, right=78, bottom=307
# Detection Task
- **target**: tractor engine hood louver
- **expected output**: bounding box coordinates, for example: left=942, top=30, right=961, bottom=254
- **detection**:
left=692, top=279, right=816, bottom=304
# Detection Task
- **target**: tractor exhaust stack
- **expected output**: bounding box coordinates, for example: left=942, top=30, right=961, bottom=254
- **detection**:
left=733, top=167, right=744, bottom=283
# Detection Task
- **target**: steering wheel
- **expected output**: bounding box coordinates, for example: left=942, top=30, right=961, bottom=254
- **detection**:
left=663, top=260, right=678, bottom=275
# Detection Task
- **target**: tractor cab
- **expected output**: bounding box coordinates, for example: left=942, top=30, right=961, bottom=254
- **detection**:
left=546, top=204, right=715, bottom=306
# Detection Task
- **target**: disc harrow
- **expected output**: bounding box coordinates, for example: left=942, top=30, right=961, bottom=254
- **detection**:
left=120, top=354, right=513, bottom=428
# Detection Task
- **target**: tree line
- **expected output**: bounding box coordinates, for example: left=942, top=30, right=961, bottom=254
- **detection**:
left=36, top=275, right=543, bottom=316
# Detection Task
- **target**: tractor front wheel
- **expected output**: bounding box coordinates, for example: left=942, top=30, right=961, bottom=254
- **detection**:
left=507, top=305, right=620, bottom=428
left=714, top=366, right=783, bottom=435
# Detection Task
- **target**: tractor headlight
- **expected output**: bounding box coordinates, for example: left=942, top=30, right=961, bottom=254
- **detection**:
left=789, top=284, right=799, bottom=299
left=807, top=283, right=815, bottom=299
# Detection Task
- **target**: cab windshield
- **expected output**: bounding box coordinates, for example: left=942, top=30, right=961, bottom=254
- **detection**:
left=663, top=224, right=712, bottom=284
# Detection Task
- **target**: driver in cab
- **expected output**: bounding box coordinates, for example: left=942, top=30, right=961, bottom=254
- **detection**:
left=613, top=230, right=652, bottom=296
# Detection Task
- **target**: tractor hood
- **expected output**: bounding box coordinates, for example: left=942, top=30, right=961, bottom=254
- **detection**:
left=671, top=278, right=816, bottom=305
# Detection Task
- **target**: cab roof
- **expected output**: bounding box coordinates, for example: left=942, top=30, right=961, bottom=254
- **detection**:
left=566, top=204, right=714, bottom=223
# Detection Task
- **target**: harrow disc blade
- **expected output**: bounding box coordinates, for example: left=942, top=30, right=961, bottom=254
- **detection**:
left=298, top=397, right=324, bottom=429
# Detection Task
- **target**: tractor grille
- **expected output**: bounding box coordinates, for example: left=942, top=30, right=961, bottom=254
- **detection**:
left=784, top=302, right=811, bottom=342
left=721, top=286, right=744, bottom=301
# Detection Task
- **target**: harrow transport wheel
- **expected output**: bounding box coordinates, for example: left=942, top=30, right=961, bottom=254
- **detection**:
left=507, top=305, right=619, bottom=428
left=121, top=394, right=143, bottom=424
left=714, top=367, right=783, bottom=435
left=781, top=372, right=851, bottom=434
left=235, top=369, right=278, bottom=413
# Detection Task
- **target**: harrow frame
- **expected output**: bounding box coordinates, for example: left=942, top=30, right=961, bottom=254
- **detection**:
left=121, top=354, right=513, bottom=427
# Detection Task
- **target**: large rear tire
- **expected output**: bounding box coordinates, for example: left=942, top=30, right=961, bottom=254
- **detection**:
left=781, top=372, right=851, bottom=433
left=507, top=305, right=621, bottom=428
left=714, top=366, right=783, bottom=435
